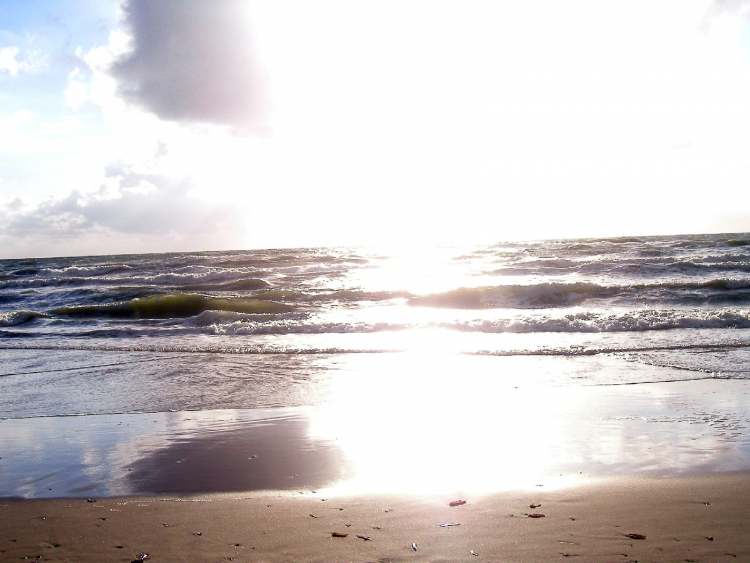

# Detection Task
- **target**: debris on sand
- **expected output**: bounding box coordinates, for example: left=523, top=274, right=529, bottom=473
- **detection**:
left=449, top=499, right=467, bottom=507
left=86, top=498, right=96, bottom=503
left=411, top=542, right=418, bottom=551
left=193, top=531, right=202, bottom=536
left=331, top=532, right=348, bottom=538
left=438, top=522, right=461, bottom=528
left=309, top=514, right=318, bottom=519
left=470, top=549, right=479, bottom=556
left=623, top=533, right=646, bottom=540
left=527, top=513, right=546, bottom=518
left=529, top=503, right=542, bottom=509
left=355, top=535, right=372, bottom=541
left=133, top=553, right=150, bottom=562
left=705, top=536, right=715, bottom=541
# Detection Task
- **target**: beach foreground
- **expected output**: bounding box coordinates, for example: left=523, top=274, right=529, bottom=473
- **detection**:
left=2, top=473, right=749, bottom=562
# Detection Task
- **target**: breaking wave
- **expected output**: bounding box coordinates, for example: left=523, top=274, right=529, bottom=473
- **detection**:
left=0, top=310, right=47, bottom=327
left=410, top=279, right=750, bottom=309
left=52, top=293, right=294, bottom=319
left=188, top=308, right=750, bottom=335
left=448, top=309, right=750, bottom=333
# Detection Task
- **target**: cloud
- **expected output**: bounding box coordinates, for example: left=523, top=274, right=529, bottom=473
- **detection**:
left=704, top=0, right=750, bottom=25
left=111, top=0, right=264, bottom=128
left=0, top=165, right=245, bottom=258
left=713, top=0, right=750, bottom=11
left=0, top=46, right=45, bottom=76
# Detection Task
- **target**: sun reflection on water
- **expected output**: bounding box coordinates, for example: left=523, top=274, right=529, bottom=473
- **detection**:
left=307, top=351, right=588, bottom=496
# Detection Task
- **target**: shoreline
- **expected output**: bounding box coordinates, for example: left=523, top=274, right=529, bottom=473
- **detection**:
left=3, top=377, right=750, bottom=500
left=2, top=472, right=749, bottom=561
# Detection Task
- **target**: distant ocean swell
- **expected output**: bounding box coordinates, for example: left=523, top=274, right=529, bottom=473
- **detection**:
left=3, top=277, right=750, bottom=322
left=2, top=234, right=750, bottom=365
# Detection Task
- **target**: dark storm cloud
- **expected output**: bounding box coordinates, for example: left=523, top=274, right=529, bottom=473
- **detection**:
left=112, top=0, right=263, bottom=127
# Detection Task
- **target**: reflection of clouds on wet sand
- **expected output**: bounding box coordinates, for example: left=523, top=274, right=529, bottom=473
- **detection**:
left=0, top=408, right=350, bottom=498
left=1, top=355, right=749, bottom=499
left=124, top=410, right=349, bottom=494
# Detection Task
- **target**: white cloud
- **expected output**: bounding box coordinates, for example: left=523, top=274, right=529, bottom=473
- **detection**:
left=5, top=0, right=750, bottom=257
left=0, top=46, right=26, bottom=76
left=63, top=68, right=90, bottom=110
left=0, top=45, right=45, bottom=76
left=0, top=164, right=246, bottom=258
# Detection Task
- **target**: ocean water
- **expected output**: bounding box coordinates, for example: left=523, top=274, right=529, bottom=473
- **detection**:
left=2, top=233, right=750, bottom=415
left=3, top=233, right=750, bottom=496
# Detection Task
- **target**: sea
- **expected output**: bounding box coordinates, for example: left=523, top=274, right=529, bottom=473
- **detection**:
left=2, top=233, right=750, bottom=497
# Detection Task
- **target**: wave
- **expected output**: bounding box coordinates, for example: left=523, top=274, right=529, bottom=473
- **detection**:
left=49, top=286, right=160, bottom=304
left=186, top=308, right=750, bottom=335
left=449, top=309, right=750, bottom=333
left=409, top=279, right=750, bottom=309
left=199, top=319, right=408, bottom=335
left=45, top=264, right=134, bottom=277
left=0, top=276, right=91, bottom=289
left=0, top=342, right=393, bottom=354
left=187, top=310, right=310, bottom=326
left=410, top=282, right=611, bottom=308
left=251, top=288, right=408, bottom=303
left=2, top=341, right=749, bottom=357
left=9, top=267, right=41, bottom=277
left=192, top=278, right=270, bottom=291
left=488, top=257, right=750, bottom=277
left=0, top=273, right=272, bottom=292
left=51, top=293, right=295, bottom=319
left=0, top=310, right=47, bottom=327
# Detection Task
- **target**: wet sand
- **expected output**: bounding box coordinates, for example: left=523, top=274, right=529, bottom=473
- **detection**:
left=2, top=473, right=749, bottom=562
left=3, top=378, right=750, bottom=499
left=2, top=365, right=750, bottom=560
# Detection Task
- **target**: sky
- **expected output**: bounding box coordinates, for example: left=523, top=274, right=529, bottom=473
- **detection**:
left=1, top=0, right=750, bottom=258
